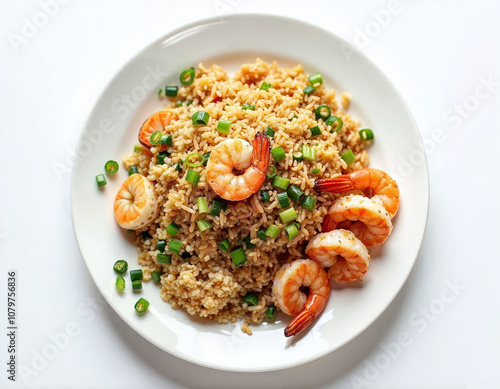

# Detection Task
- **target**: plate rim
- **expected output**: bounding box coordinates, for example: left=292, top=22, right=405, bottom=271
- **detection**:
left=71, top=12, right=430, bottom=372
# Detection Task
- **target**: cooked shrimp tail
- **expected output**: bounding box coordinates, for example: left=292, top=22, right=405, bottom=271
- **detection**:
left=314, top=168, right=399, bottom=218
left=252, top=132, right=271, bottom=174
left=272, top=259, right=330, bottom=337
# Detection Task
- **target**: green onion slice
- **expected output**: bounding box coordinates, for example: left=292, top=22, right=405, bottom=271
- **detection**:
left=242, top=103, right=255, bottom=110
left=264, top=126, right=275, bottom=138
left=149, top=131, right=162, bottom=145
left=277, top=192, right=290, bottom=208
left=230, top=247, right=247, bottom=267
left=157, top=151, right=168, bottom=165
left=197, top=220, right=213, bottom=232
left=132, top=280, right=142, bottom=291
left=308, top=72, right=323, bottom=86
left=326, top=116, right=343, bottom=133
left=302, top=145, right=316, bottom=162
left=130, top=269, right=143, bottom=282
left=315, top=105, right=331, bottom=120
left=279, top=207, right=298, bottom=223
left=265, top=305, right=277, bottom=321
left=301, top=195, right=317, bottom=211
left=160, top=134, right=173, bottom=146
left=168, top=238, right=182, bottom=254
left=257, top=230, right=267, bottom=241
left=359, top=129, right=374, bottom=140
left=185, top=152, right=204, bottom=168
left=341, top=150, right=355, bottom=165
left=260, top=82, right=272, bottom=91
left=271, top=146, right=286, bottom=162
left=210, top=199, right=227, bottom=216
left=192, top=111, right=210, bottom=126
left=156, top=240, right=167, bottom=253
left=218, top=239, right=230, bottom=253
left=245, top=235, right=256, bottom=249
left=266, top=165, right=277, bottom=179
left=185, top=169, right=201, bottom=186
left=128, top=166, right=139, bottom=176
left=180, top=68, right=195, bottom=85
left=287, top=185, right=304, bottom=204
left=157, top=253, right=171, bottom=264
left=197, top=197, right=209, bottom=214
left=113, top=260, right=128, bottom=274
left=272, top=176, right=290, bottom=190
left=260, top=190, right=270, bottom=202
left=151, top=271, right=161, bottom=284
left=166, top=222, right=180, bottom=236
left=284, top=224, right=299, bottom=240
left=310, top=126, right=321, bottom=136
left=292, top=152, right=303, bottom=162
left=96, top=174, right=107, bottom=187
left=165, top=86, right=178, bottom=97
left=242, top=293, right=259, bottom=306
left=115, top=276, right=125, bottom=292
left=217, top=120, right=232, bottom=134
left=312, top=168, right=320, bottom=174
left=105, top=160, right=119, bottom=175
left=265, top=225, right=281, bottom=239
left=134, top=298, right=150, bottom=313
left=303, top=86, right=316, bottom=95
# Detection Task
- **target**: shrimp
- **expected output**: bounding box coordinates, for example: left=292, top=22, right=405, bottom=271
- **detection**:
left=306, top=230, right=370, bottom=282
left=114, top=174, right=158, bottom=230
left=138, top=110, right=176, bottom=148
left=272, top=259, right=330, bottom=337
left=314, top=168, right=400, bottom=218
left=323, top=195, right=392, bottom=246
left=206, top=132, right=270, bottom=201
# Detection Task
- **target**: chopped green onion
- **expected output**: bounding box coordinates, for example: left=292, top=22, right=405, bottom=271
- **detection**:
left=130, top=269, right=143, bottom=282
left=165, top=86, right=178, bottom=97
left=230, top=247, right=247, bottom=267
left=242, top=103, right=255, bottom=110
left=242, top=293, right=259, bottom=306
left=149, top=131, right=162, bottom=145
left=293, top=221, right=301, bottom=230
left=197, top=219, right=213, bottom=232
left=279, top=207, right=298, bottom=223
left=166, top=222, right=180, bottom=236
left=304, top=86, right=316, bottom=95
left=168, top=238, right=182, bottom=254
left=218, top=239, right=230, bottom=253
left=266, top=165, right=277, bottom=179
left=302, top=145, right=316, bottom=162
left=128, top=166, right=139, bottom=176
left=134, top=298, right=150, bottom=313
left=174, top=163, right=182, bottom=172
left=134, top=145, right=143, bottom=153
left=312, top=168, right=320, bottom=174
left=272, top=176, right=290, bottom=190
left=264, top=126, right=275, bottom=138
left=266, top=305, right=277, bottom=321
left=277, top=192, right=290, bottom=208
left=132, top=280, right=142, bottom=291
left=113, top=260, right=128, bottom=274
left=180, top=67, right=195, bottom=85
left=308, top=72, right=323, bottom=86
left=341, top=150, right=356, bottom=166
left=257, top=230, right=267, bottom=241
left=105, top=160, right=119, bottom=175
left=310, top=126, right=321, bottom=136
left=160, top=134, right=173, bottom=146
left=192, top=111, right=210, bottom=126
left=326, top=116, right=343, bottom=133
left=96, top=174, right=106, bottom=187
left=359, top=129, right=374, bottom=140
left=289, top=114, right=298, bottom=121
left=203, top=152, right=211, bottom=165
left=141, top=231, right=152, bottom=240
left=157, top=253, right=171, bottom=264
left=284, top=224, right=299, bottom=240
left=210, top=199, right=227, bottom=216
left=197, top=197, right=209, bottom=214
left=301, top=195, right=317, bottom=211
left=185, top=152, right=204, bottom=168
left=271, top=146, right=286, bottom=162
left=260, top=190, right=270, bottom=202
left=156, top=240, right=167, bottom=253
left=260, top=82, right=272, bottom=91
left=185, top=169, right=201, bottom=186
left=115, top=276, right=125, bottom=292
left=265, top=225, right=281, bottom=239
left=157, top=151, right=168, bottom=165
left=217, top=119, right=232, bottom=134
left=176, top=100, right=183, bottom=107
left=287, top=185, right=304, bottom=204
left=158, top=88, right=162, bottom=96
left=245, top=235, right=256, bottom=249
left=151, top=271, right=161, bottom=284
left=315, top=105, right=331, bottom=120
left=292, top=152, right=303, bottom=162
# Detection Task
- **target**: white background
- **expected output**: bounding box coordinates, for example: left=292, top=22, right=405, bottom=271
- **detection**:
left=1, top=0, right=499, bottom=388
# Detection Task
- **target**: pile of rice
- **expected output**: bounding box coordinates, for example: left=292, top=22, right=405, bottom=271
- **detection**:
left=122, top=59, right=370, bottom=334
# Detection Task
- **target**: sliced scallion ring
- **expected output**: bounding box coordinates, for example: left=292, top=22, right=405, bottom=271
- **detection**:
left=185, top=152, right=204, bottom=168
left=105, top=160, right=119, bottom=175
left=180, top=68, right=195, bottom=85
left=266, top=165, right=277, bottom=179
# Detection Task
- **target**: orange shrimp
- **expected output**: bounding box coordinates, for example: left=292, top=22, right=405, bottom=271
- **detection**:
left=323, top=195, right=392, bottom=246
left=114, top=174, right=158, bottom=230
left=206, top=132, right=270, bottom=201
left=314, top=168, right=399, bottom=218
left=306, top=230, right=370, bottom=282
left=272, top=259, right=330, bottom=337
left=138, top=110, right=176, bottom=148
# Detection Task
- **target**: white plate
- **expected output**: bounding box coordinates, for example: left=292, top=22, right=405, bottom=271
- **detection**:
left=71, top=14, right=429, bottom=372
